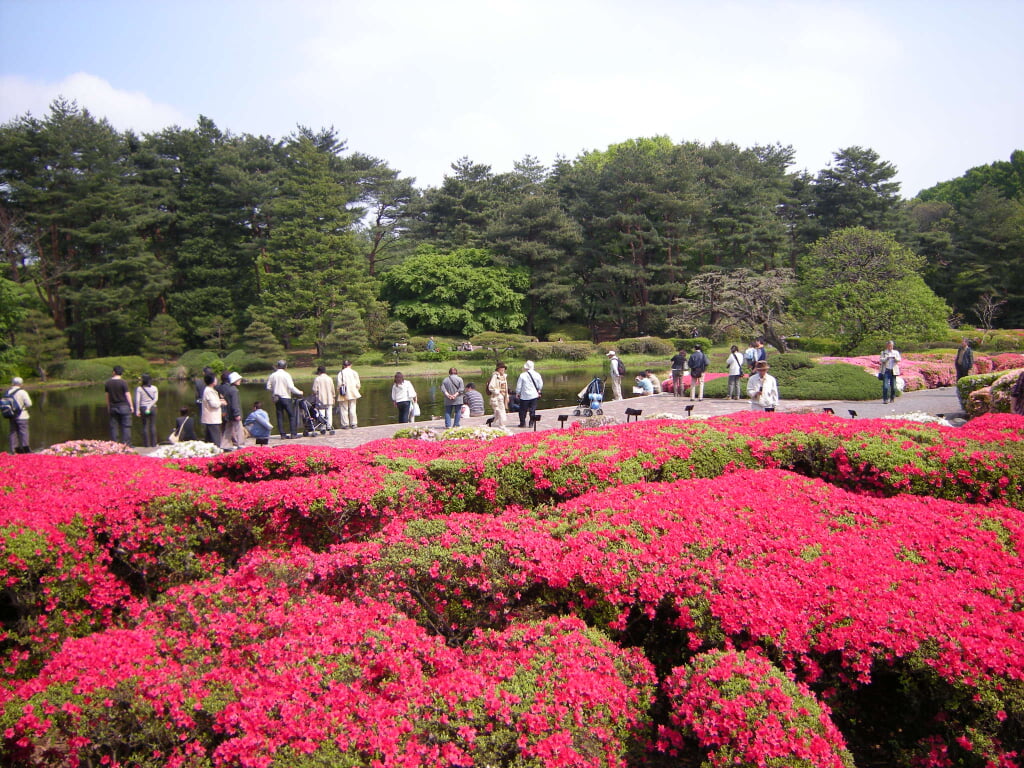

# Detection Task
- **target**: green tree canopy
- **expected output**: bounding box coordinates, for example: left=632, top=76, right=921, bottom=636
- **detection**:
left=797, top=227, right=950, bottom=353
left=253, top=133, right=377, bottom=354
left=379, top=247, right=528, bottom=336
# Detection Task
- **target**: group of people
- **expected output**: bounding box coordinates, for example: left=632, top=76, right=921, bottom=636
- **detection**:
left=431, top=361, right=542, bottom=429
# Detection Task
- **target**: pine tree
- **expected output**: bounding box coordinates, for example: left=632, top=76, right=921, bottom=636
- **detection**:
left=142, top=314, right=185, bottom=364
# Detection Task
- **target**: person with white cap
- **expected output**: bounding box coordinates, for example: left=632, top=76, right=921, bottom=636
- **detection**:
left=221, top=372, right=245, bottom=450
left=4, top=377, right=32, bottom=453
left=747, top=359, right=779, bottom=412
left=607, top=350, right=624, bottom=401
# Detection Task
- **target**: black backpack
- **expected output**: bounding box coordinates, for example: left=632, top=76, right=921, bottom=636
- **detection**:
left=0, top=388, right=22, bottom=419
left=616, top=358, right=626, bottom=376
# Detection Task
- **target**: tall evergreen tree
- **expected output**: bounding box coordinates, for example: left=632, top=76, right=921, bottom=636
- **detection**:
left=0, top=99, right=170, bottom=356
left=811, top=146, right=904, bottom=233
left=253, top=134, right=376, bottom=354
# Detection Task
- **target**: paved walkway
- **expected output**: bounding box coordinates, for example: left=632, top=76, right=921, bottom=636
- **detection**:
left=239, top=387, right=966, bottom=451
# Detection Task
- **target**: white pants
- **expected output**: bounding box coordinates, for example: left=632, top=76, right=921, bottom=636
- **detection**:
left=490, top=395, right=507, bottom=427
left=318, top=406, right=334, bottom=429
left=690, top=375, right=705, bottom=400
left=338, top=399, right=358, bottom=427
left=610, top=375, right=623, bottom=401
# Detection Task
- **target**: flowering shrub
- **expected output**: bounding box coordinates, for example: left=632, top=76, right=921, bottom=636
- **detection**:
left=3, top=415, right=1024, bottom=767
left=660, top=648, right=854, bottom=768
left=37, top=439, right=135, bottom=456
left=2, top=553, right=655, bottom=768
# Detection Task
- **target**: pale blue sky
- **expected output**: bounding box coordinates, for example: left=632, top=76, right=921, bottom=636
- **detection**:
left=1, top=0, right=1021, bottom=196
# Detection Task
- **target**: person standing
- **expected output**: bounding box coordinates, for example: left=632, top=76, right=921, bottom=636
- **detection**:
left=687, top=344, right=709, bottom=401
left=134, top=373, right=159, bottom=448
left=221, top=372, right=245, bottom=450
left=879, top=340, right=902, bottom=404
left=747, top=360, right=779, bottom=412
left=954, top=339, right=974, bottom=382
left=487, top=362, right=510, bottom=427
left=669, top=347, right=688, bottom=397
left=607, top=350, right=624, bottom=401
left=4, top=377, right=32, bottom=454
left=516, top=360, right=543, bottom=428
left=744, top=339, right=766, bottom=373
left=441, top=367, right=465, bottom=428
left=312, top=365, right=336, bottom=432
left=267, top=360, right=303, bottom=439
left=105, top=366, right=134, bottom=446
left=243, top=401, right=273, bottom=446
left=1010, top=370, right=1024, bottom=416
left=726, top=345, right=744, bottom=400
left=337, top=360, right=362, bottom=429
left=391, top=372, right=418, bottom=423
left=200, top=372, right=226, bottom=446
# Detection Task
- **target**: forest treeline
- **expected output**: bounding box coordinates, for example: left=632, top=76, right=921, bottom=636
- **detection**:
left=1, top=98, right=1022, bottom=373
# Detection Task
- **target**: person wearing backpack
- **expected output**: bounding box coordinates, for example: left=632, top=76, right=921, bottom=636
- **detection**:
left=4, top=377, right=32, bottom=454
left=607, top=350, right=625, bottom=401
left=687, top=344, right=710, bottom=401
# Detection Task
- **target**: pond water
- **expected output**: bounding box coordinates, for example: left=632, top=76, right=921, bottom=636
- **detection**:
left=12, top=367, right=615, bottom=451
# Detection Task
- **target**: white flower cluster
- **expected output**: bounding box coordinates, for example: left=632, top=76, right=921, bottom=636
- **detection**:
left=879, top=412, right=953, bottom=427
left=147, top=440, right=226, bottom=459
left=394, top=425, right=512, bottom=441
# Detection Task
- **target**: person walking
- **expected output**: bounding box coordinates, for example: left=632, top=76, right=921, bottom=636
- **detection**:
left=669, top=347, right=688, bottom=397
left=687, top=344, right=709, bottom=401
left=104, top=366, right=134, bottom=446
left=879, top=340, right=902, bottom=404
left=391, top=372, right=418, bottom=423
left=200, top=372, right=226, bottom=446
left=243, top=401, right=273, bottom=446
left=337, top=360, right=362, bottom=429
left=607, top=350, right=624, bottom=401
left=312, top=366, right=336, bottom=432
left=134, top=373, right=159, bottom=448
left=516, top=360, right=543, bottom=428
left=747, top=360, right=779, bottom=412
left=441, top=367, right=465, bottom=428
left=4, top=377, right=32, bottom=454
left=487, top=362, right=510, bottom=427
left=266, top=360, right=303, bottom=439
left=726, top=345, right=744, bottom=400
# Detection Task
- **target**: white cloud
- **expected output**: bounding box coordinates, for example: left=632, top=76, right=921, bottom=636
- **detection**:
left=0, top=72, right=187, bottom=132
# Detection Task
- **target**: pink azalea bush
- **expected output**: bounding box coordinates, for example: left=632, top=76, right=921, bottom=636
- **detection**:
left=2, top=414, right=1024, bottom=767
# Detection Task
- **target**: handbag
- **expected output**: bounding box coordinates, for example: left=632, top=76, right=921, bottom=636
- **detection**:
left=411, top=401, right=421, bottom=417
left=168, top=417, right=188, bottom=444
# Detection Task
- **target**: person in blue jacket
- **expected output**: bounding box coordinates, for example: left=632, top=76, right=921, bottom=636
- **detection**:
left=243, top=400, right=273, bottom=446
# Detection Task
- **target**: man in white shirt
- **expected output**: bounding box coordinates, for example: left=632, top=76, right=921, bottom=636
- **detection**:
left=747, top=360, right=779, bottom=412
left=266, top=360, right=303, bottom=439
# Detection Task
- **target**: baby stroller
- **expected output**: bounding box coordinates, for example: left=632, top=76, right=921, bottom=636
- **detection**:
left=573, top=376, right=605, bottom=417
left=297, top=396, right=332, bottom=436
